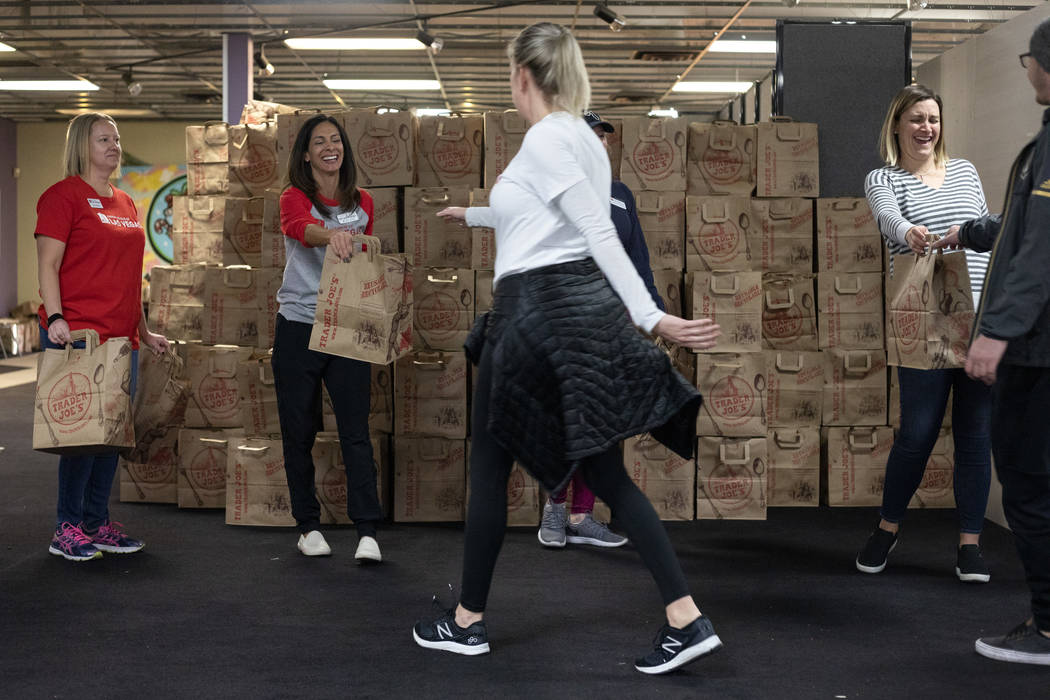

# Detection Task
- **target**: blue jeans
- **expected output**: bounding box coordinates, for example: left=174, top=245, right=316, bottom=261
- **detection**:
left=881, top=366, right=992, bottom=534
left=40, top=326, right=138, bottom=531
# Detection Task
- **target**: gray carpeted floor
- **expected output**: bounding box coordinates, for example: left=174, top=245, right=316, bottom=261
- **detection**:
left=1, top=381, right=1047, bottom=699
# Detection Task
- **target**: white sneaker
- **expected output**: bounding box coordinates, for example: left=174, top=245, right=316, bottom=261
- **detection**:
left=354, top=535, right=382, bottom=563
left=297, top=530, right=331, bottom=556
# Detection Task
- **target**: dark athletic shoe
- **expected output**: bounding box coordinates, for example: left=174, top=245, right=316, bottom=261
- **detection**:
left=413, top=606, right=490, bottom=656
left=975, top=620, right=1050, bottom=665
left=855, top=527, right=897, bottom=574
left=634, top=616, right=722, bottom=675
left=956, top=544, right=990, bottom=583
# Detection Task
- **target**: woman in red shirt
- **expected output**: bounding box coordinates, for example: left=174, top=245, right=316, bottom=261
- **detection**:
left=35, top=113, right=169, bottom=561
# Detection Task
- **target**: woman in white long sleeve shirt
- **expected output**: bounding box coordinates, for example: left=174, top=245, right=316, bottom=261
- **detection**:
left=411, top=22, right=723, bottom=675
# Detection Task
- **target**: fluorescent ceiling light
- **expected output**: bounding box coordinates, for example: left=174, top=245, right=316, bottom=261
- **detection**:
left=56, top=108, right=159, bottom=118
left=708, top=40, right=777, bottom=54
left=415, top=108, right=451, bottom=116
left=672, top=81, right=752, bottom=94
left=286, top=37, right=424, bottom=51
left=648, top=107, right=679, bottom=118
left=0, top=42, right=15, bottom=52
left=323, top=79, right=441, bottom=91
left=0, top=80, right=100, bottom=91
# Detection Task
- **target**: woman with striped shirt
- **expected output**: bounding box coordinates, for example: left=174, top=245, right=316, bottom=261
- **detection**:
left=857, top=84, right=993, bottom=583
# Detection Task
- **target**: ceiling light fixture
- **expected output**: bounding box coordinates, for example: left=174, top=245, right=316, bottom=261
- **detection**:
left=57, top=107, right=159, bottom=118
left=648, top=107, right=679, bottom=118
left=285, top=37, right=426, bottom=51
left=416, top=29, right=444, bottom=54
left=323, top=79, right=442, bottom=91
left=0, top=41, right=15, bottom=52
left=415, top=108, right=452, bottom=116
left=593, top=4, right=626, bottom=32
left=255, top=45, right=275, bottom=76
left=907, top=0, right=928, bottom=10
left=122, top=70, right=142, bottom=97
left=0, top=79, right=100, bottom=91
left=708, top=40, right=777, bottom=54
left=671, top=81, right=752, bottom=93
left=782, top=0, right=801, bottom=6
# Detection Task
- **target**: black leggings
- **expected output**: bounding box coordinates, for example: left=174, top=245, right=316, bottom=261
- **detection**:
left=459, top=340, right=692, bottom=613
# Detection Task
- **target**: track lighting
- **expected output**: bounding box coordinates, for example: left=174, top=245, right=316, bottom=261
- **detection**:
left=593, top=4, right=626, bottom=32
left=907, top=0, right=927, bottom=10
left=255, top=45, right=275, bottom=76
left=122, top=70, right=142, bottom=97
left=416, top=29, right=443, bottom=54
left=782, top=0, right=800, bottom=6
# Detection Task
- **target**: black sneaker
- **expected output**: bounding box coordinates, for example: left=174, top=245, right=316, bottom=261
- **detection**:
left=413, top=605, right=490, bottom=656
left=956, top=544, right=990, bottom=583
left=975, top=620, right=1050, bottom=665
left=855, top=527, right=898, bottom=574
left=634, top=616, right=722, bottom=675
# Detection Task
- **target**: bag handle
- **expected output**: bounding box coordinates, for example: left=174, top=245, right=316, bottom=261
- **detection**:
left=775, top=352, right=804, bottom=372
left=773, top=430, right=803, bottom=449
left=847, top=427, right=878, bottom=451
left=701, top=200, right=729, bottom=223
left=707, top=123, right=737, bottom=151
left=638, top=118, right=668, bottom=143
left=201, top=121, right=228, bottom=147
left=829, top=199, right=860, bottom=212
left=435, top=118, right=466, bottom=141
left=719, top=441, right=751, bottom=465
left=765, top=289, right=795, bottom=310
left=207, top=350, right=239, bottom=378
left=66, top=328, right=100, bottom=358
left=412, top=351, right=448, bottom=369
left=709, top=275, right=739, bottom=295
left=222, top=265, right=254, bottom=289
left=198, top=437, right=229, bottom=445
left=833, top=276, right=862, bottom=295
left=419, top=436, right=450, bottom=460
left=420, top=191, right=452, bottom=206
left=426, top=271, right=459, bottom=284
left=843, top=350, right=872, bottom=375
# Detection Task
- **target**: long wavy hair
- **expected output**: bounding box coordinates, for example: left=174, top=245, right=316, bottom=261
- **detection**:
left=286, top=114, right=360, bottom=217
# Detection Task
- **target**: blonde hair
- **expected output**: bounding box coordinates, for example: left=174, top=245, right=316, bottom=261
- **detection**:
left=63, top=112, right=120, bottom=179
left=877, top=84, right=948, bottom=168
left=507, top=22, right=590, bottom=116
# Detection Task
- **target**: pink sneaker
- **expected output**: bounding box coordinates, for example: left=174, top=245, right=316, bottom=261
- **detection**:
left=88, top=521, right=145, bottom=554
left=49, top=522, right=102, bottom=561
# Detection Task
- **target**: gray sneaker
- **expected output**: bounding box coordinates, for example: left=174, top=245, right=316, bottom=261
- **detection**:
left=975, top=620, right=1050, bottom=665
left=537, top=501, right=567, bottom=548
left=566, top=513, right=628, bottom=548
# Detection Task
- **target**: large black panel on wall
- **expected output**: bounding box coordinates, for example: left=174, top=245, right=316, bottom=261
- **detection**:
left=774, top=21, right=911, bottom=197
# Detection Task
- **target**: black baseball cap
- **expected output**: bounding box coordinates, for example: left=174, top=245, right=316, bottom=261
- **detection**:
left=583, top=110, right=614, bottom=133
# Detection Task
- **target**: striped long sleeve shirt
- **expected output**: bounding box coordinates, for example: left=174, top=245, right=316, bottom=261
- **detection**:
left=864, top=159, right=990, bottom=303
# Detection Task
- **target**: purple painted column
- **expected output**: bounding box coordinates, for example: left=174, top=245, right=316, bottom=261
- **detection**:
left=223, top=33, right=253, bottom=125
left=0, top=117, right=17, bottom=314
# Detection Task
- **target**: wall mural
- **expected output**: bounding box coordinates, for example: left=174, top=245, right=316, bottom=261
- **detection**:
left=114, top=164, right=186, bottom=273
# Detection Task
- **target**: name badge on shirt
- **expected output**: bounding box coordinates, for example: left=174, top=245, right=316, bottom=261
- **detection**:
left=87, top=198, right=103, bottom=209
left=610, top=197, right=627, bottom=210
left=337, top=211, right=359, bottom=225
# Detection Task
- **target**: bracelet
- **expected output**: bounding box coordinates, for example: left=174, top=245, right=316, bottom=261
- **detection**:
left=47, top=313, right=64, bottom=326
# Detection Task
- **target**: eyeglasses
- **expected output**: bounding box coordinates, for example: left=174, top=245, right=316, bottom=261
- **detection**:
left=1020, top=52, right=1033, bottom=68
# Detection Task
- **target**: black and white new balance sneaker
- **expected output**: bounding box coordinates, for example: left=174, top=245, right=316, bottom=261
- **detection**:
left=634, top=616, right=722, bottom=674
left=413, top=606, right=490, bottom=656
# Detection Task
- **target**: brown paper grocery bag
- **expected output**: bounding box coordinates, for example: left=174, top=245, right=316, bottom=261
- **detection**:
left=619, top=117, right=687, bottom=192
left=129, top=345, right=189, bottom=455
left=885, top=250, right=974, bottom=369
left=393, top=436, right=466, bottom=522
left=475, top=270, right=494, bottom=316
left=766, top=428, right=820, bottom=507
left=177, top=428, right=234, bottom=509
left=416, top=115, right=483, bottom=188
left=186, top=162, right=229, bottom=195
left=185, top=121, right=229, bottom=164
left=756, top=117, right=819, bottom=197
left=696, top=352, right=767, bottom=437
left=239, top=99, right=300, bottom=125
left=171, top=195, right=224, bottom=264
left=256, top=267, right=282, bottom=350
left=761, top=273, right=817, bottom=351
left=369, top=186, right=401, bottom=254
left=823, top=426, right=894, bottom=506
left=688, top=271, right=763, bottom=354
left=225, top=436, right=296, bottom=526
left=148, top=263, right=208, bottom=342
left=483, top=110, right=527, bottom=189
left=394, top=351, right=468, bottom=439
left=341, top=108, right=415, bottom=187
left=910, top=427, right=955, bottom=509
left=697, top=437, right=768, bottom=520
left=412, top=268, right=474, bottom=352
left=238, top=354, right=280, bottom=436
left=183, top=344, right=254, bottom=428
left=653, top=269, right=684, bottom=318
left=637, top=192, right=686, bottom=270
left=34, top=329, right=135, bottom=455
left=764, top=350, right=825, bottom=428
left=752, top=198, right=814, bottom=272
left=119, top=426, right=178, bottom=503
left=470, top=188, right=496, bottom=270
left=624, top=434, right=696, bottom=521
left=201, top=266, right=259, bottom=346
left=222, top=196, right=264, bottom=267
left=308, top=241, right=414, bottom=364
left=403, top=187, right=472, bottom=268
left=685, top=195, right=755, bottom=271
left=686, top=121, right=756, bottom=196
left=817, top=272, right=884, bottom=349
left=260, top=188, right=286, bottom=268
left=228, top=122, right=280, bottom=197
left=816, top=198, right=882, bottom=272
left=822, top=349, right=888, bottom=426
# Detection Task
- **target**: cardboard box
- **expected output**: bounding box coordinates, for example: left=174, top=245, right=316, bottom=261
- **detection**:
left=393, top=437, right=466, bottom=522
left=470, top=189, right=496, bottom=270
left=697, top=437, right=767, bottom=520
left=816, top=198, right=882, bottom=273
left=752, top=198, right=814, bottom=272
left=686, top=121, right=757, bottom=196
left=636, top=191, right=686, bottom=270
left=148, top=263, right=209, bottom=342
left=619, top=117, right=687, bottom=192
left=340, top=108, right=415, bottom=187
left=817, top=272, right=884, bottom=350
left=823, top=349, right=888, bottom=426
left=688, top=271, right=763, bottom=354
left=823, top=426, right=894, bottom=507
left=761, top=273, right=817, bottom=351
left=412, top=268, right=474, bottom=352
left=201, top=266, right=259, bottom=346
left=685, top=196, right=755, bottom=271
left=403, top=187, right=472, bottom=268
left=624, top=434, right=696, bottom=520
left=416, top=115, right=483, bottom=188
left=764, top=350, right=825, bottom=428
left=177, top=428, right=234, bottom=509
left=119, top=426, right=179, bottom=503
left=394, top=351, right=469, bottom=439
left=696, top=352, right=767, bottom=437
left=756, top=118, right=819, bottom=198
left=483, top=111, right=527, bottom=189
left=766, top=427, right=820, bottom=507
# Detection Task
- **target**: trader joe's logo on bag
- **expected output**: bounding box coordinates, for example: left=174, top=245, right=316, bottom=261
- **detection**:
left=763, top=305, right=804, bottom=340
left=239, top=145, right=277, bottom=185
left=892, top=284, right=923, bottom=350
left=432, top=139, right=472, bottom=175
left=48, top=373, right=92, bottom=426
left=358, top=133, right=399, bottom=175
left=710, top=376, right=755, bottom=424
left=698, top=222, right=742, bottom=262
left=198, top=375, right=239, bottom=419
left=706, top=463, right=753, bottom=504
left=189, top=447, right=226, bottom=490
left=417, top=292, right=460, bottom=340
left=322, top=466, right=347, bottom=504
left=701, top=146, right=744, bottom=184
left=633, top=140, right=674, bottom=178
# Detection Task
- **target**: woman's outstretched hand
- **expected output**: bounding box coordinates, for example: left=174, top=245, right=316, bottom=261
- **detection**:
left=653, top=315, right=721, bottom=351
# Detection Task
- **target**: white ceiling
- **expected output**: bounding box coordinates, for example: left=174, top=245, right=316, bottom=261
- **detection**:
left=0, top=0, right=1038, bottom=122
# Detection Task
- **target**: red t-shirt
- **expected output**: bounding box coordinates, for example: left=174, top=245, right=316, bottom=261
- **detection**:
left=35, top=176, right=144, bottom=348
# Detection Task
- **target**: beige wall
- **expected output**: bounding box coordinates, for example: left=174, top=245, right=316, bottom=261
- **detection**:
left=15, top=120, right=195, bottom=303
left=918, top=3, right=1050, bottom=530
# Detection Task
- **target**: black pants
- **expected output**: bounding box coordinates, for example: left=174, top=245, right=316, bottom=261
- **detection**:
left=271, top=314, right=381, bottom=536
left=991, top=363, right=1050, bottom=630
left=459, top=337, right=692, bottom=613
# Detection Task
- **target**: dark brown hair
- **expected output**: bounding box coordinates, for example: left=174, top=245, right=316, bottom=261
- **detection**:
left=286, top=114, right=360, bottom=217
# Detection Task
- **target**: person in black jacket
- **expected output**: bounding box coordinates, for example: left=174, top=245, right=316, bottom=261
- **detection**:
left=932, top=16, right=1050, bottom=665
left=536, top=110, right=665, bottom=550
